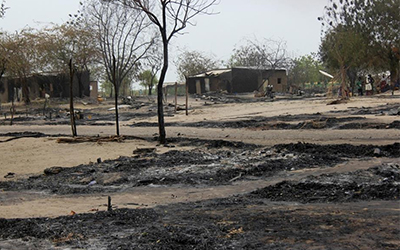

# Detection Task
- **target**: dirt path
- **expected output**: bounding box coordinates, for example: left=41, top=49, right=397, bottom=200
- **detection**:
left=0, top=137, right=159, bottom=179
left=2, top=156, right=397, bottom=219
left=0, top=94, right=399, bottom=219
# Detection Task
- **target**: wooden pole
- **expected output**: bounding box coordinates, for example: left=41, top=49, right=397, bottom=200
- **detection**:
left=174, top=82, right=178, bottom=112
left=69, top=59, right=77, bottom=137
left=113, top=55, right=120, bottom=136
left=10, top=98, right=14, bottom=126
left=185, top=79, right=189, bottom=116
left=107, top=196, right=112, bottom=212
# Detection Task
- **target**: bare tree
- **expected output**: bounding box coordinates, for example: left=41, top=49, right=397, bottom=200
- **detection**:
left=110, top=0, right=219, bottom=144
left=0, top=0, right=8, bottom=18
left=139, top=43, right=162, bottom=95
left=228, top=38, right=290, bottom=91
left=228, top=38, right=290, bottom=70
left=87, top=0, right=155, bottom=136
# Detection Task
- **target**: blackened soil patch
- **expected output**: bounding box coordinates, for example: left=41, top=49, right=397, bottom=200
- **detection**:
left=1, top=197, right=399, bottom=249
left=3, top=142, right=399, bottom=195
left=250, top=164, right=400, bottom=203
left=338, top=120, right=400, bottom=129
left=0, top=209, right=163, bottom=249
left=130, top=114, right=367, bottom=130
left=350, top=103, right=400, bottom=115
left=0, top=141, right=347, bottom=194
left=166, top=137, right=258, bottom=149
left=274, top=142, right=400, bottom=158
left=1, top=142, right=400, bottom=249
left=0, top=132, right=67, bottom=143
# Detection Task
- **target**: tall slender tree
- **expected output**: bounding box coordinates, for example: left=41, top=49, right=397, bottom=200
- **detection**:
left=86, top=0, right=156, bottom=136
left=109, top=0, right=219, bottom=144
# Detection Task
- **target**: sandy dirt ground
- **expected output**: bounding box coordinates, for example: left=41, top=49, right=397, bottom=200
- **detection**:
left=0, top=93, right=399, bottom=219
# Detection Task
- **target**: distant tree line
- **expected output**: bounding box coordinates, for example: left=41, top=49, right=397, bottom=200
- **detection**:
left=318, top=0, right=399, bottom=95
left=2, top=0, right=396, bottom=141
left=0, top=0, right=218, bottom=143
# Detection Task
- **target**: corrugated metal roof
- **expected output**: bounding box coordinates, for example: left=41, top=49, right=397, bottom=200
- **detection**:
left=190, top=69, right=232, bottom=78
left=163, top=81, right=185, bottom=86
left=189, top=67, right=287, bottom=78
left=233, top=66, right=287, bottom=71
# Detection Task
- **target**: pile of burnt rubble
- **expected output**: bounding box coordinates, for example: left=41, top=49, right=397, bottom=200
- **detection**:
left=1, top=140, right=399, bottom=200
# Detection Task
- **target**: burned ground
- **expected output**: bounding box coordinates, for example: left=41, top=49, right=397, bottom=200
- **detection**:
left=0, top=159, right=399, bottom=250
left=1, top=199, right=398, bottom=250
left=250, top=164, right=400, bottom=203
left=0, top=155, right=399, bottom=249
left=0, top=141, right=348, bottom=194
left=131, top=114, right=400, bottom=130
left=1, top=95, right=400, bottom=249
left=3, top=142, right=398, bottom=196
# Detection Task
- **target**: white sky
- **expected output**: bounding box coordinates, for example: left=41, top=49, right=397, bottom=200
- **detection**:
left=1, top=0, right=329, bottom=83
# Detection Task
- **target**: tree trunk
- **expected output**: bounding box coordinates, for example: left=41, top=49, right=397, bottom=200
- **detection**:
left=347, top=68, right=357, bottom=96
left=76, top=70, right=83, bottom=98
left=157, top=34, right=168, bottom=144
left=113, top=55, right=120, bottom=136
left=340, top=65, right=348, bottom=99
left=185, top=77, right=189, bottom=116
left=69, top=59, right=77, bottom=137
left=114, top=83, right=119, bottom=136
left=174, top=82, right=177, bottom=112
left=10, top=98, right=14, bottom=126
left=149, top=74, right=155, bottom=96
left=21, top=78, right=30, bottom=105
left=157, top=66, right=167, bottom=144
left=389, top=48, right=399, bottom=94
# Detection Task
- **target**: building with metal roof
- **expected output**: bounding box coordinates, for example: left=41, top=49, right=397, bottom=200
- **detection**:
left=186, top=67, right=287, bottom=94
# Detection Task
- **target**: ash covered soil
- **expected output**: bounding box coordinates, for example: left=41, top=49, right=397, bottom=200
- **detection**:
left=0, top=139, right=399, bottom=249
left=0, top=94, right=400, bottom=249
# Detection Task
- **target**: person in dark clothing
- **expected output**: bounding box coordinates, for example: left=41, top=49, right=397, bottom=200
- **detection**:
left=356, top=76, right=363, bottom=96
left=366, top=74, right=374, bottom=96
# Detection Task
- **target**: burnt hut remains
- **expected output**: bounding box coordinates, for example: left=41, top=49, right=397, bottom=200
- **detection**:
left=186, top=67, right=287, bottom=95
left=0, top=71, right=91, bottom=103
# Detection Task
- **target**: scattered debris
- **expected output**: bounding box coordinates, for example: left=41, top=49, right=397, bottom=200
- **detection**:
left=56, top=136, right=125, bottom=144
left=132, top=147, right=156, bottom=155
left=327, top=99, right=348, bottom=105
left=3, top=173, right=15, bottom=179
left=44, top=167, right=63, bottom=175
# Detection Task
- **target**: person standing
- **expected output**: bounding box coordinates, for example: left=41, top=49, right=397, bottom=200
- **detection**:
left=380, top=74, right=387, bottom=93
left=366, top=74, right=374, bottom=96
left=356, top=76, right=363, bottom=96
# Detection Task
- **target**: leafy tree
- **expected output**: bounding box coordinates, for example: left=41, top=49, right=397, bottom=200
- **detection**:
left=139, top=42, right=162, bottom=96
left=138, top=69, right=158, bottom=95
left=100, top=79, right=114, bottom=97
left=35, top=24, right=101, bottom=97
left=288, top=54, right=325, bottom=90
left=320, top=0, right=400, bottom=86
left=175, top=49, right=219, bottom=80
left=319, top=24, right=369, bottom=95
left=111, top=0, right=219, bottom=144
left=1, top=29, right=41, bottom=104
